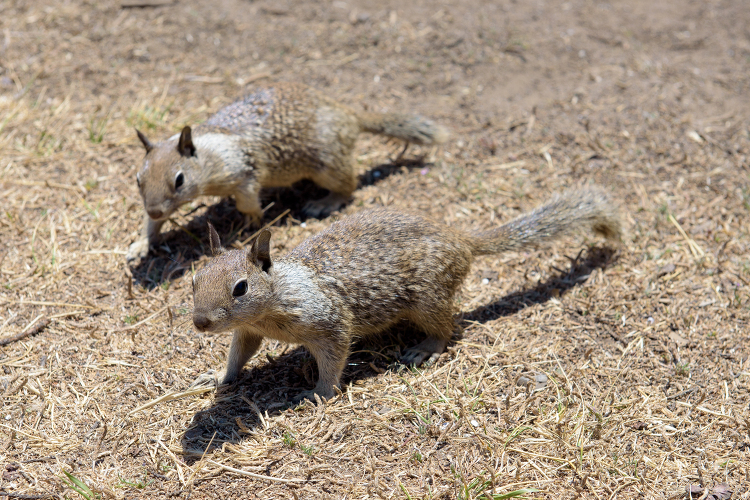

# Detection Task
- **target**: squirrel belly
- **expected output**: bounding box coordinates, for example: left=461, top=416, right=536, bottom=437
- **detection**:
left=126, top=82, right=448, bottom=266
left=190, top=187, right=621, bottom=403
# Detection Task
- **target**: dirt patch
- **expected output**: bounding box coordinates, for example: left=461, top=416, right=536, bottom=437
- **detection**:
left=1, top=0, right=749, bottom=498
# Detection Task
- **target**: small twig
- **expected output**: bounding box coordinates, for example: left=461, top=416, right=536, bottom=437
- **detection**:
left=168, top=218, right=202, bottom=244
left=128, top=386, right=215, bottom=415
left=666, top=386, right=699, bottom=400
left=7, top=300, right=97, bottom=309
left=668, top=214, right=705, bottom=258
left=0, top=316, right=49, bottom=346
left=239, top=209, right=291, bottom=246
left=206, top=460, right=306, bottom=483
left=121, top=0, right=173, bottom=7
left=0, top=492, right=55, bottom=499
left=117, top=306, right=168, bottom=332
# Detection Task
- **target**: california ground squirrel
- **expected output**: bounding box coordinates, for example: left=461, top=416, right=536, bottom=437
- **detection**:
left=190, top=187, right=621, bottom=403
left=127, top=82, right=448, bottom=265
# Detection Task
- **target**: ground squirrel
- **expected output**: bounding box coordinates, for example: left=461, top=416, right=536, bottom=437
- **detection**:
left=190, top=187, right=621, bottom=403
left=127, top=82, right=448, bottom=265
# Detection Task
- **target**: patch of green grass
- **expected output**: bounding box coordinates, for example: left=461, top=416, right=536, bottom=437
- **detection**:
left=88, top=114, right=108, bottom=143
left=61, top=471, right=101, bottom=500
left=82, top=199, right=101, bottom=219
left=124, top=315, right=139, bottom=325
left=300, top=444, right=314, bottom=456
left=127, top=101, right=174, bottom=131
left=481, top=488, right=540, bottom=500
left=116, top=474, right=152, bottom=490
left=35, top=128, right=63, bottom=156
left=457, top=470, right=538, bottom=500
left=675, top=362, right=690, bottom=377
left=282, top=431, right=296, bottom=448
left=504, top=426, right=530, bottom=448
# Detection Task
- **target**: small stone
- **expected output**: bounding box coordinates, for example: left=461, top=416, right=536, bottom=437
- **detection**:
left=516, top=372, right=548, bottom=391
left=656, top=263, right=676, bottom=277
left=470, top=419, right=479, bottom=427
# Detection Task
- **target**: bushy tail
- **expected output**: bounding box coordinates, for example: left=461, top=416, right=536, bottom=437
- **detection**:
left=471, top=187, right=621, bottom=256
left=357, top=111, right=449, bottom=145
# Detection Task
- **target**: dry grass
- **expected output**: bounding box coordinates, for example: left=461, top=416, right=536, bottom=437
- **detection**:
left=1, top=0, right=750, bottom=499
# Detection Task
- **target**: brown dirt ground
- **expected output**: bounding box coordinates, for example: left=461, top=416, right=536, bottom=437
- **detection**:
left=1, top=0, right=750, bottom=498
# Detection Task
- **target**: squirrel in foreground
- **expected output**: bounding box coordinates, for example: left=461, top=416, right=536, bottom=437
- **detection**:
left=190, top=187, right=621, bottom=403
left=127, top=82, right=448, bottom=265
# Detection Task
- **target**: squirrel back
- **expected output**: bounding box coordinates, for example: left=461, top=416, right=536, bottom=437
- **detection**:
left=193, top=187, right=621, bottom=338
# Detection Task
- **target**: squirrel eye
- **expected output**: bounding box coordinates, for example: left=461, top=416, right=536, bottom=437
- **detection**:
left=232, top=279, right=248, bottom=297
left=175, top=171, right=185, bottom=190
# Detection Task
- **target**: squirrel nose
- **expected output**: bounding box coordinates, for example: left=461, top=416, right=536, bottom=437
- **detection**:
left=193, top=314, right=211, bottom=331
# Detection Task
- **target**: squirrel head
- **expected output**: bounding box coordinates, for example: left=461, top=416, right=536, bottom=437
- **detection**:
left=135, top=126, right=200, bottom=221
left=192, top=223, right=274, bottom=333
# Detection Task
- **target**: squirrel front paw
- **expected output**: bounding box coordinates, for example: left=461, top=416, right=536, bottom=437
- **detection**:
left=126, top=238, right=151, bottom=266
left=188, top=369, right=225, bottom=390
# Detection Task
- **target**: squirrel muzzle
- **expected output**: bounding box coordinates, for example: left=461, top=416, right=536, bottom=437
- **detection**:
left=193, top=314, right=212, bottom=332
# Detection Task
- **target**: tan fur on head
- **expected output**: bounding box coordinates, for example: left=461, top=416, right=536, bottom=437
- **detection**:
left=135, top=129, right=203, bottom=221
left=192, top=243, right=275, bottom=334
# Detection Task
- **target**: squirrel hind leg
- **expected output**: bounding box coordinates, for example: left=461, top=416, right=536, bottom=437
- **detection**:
left=401, top=337, right=449, bottom=366
left=401, top=309, right=454, bottom=366
left=302, top=168, right=356, bottom=219
left=302, top=192, right=350, bottom=219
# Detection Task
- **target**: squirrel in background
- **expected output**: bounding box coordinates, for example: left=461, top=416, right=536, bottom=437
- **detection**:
left=127, top=82, right=448, bottom=265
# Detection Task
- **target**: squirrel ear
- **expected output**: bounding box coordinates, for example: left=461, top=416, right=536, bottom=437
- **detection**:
left=135, top=129, right=154, bottom=153
left=248, top=229, right=272, bottom=272
left=207, top=222, right=223, bottom=256
left=177, top=126, right=196, bottom=157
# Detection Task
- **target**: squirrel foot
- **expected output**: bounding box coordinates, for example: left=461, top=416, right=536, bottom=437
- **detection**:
left=302, top=193, right=348, bottom=219
left=291, top=388, right=334, bottom=406
left=188, top=369, right=224, bottom=390
left=401, top=338, right=448, bottom=366
left=126, top=238, right=151, bottom=266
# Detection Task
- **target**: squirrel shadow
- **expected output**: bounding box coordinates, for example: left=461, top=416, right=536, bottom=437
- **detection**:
left=179, top=334, right=408, bottom=461
left=178, top=245, right=617, bottom=457
left=461, top=246, right=618, bottom=323
left=129, top=157, right=432, bottom=289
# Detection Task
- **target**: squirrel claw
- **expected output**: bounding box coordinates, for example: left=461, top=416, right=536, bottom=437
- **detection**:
left=292, top=390, right=330, bottom=406
left=126, top=238, right=151, bottom=266
left=302, top=193, right=348, bottom=220
left=401, top=338, right=448, bottom=367
left=188, top=369, right=221, bottom=390
left=400, top=349, right=437, bottom=367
